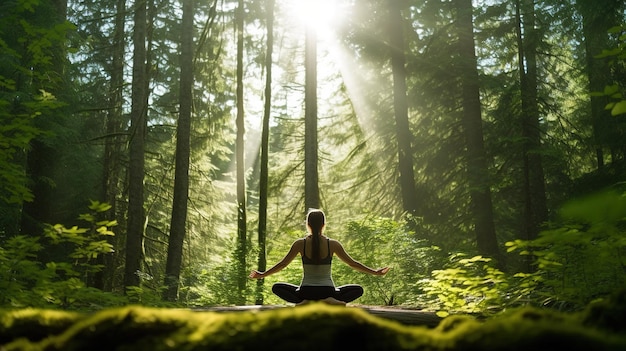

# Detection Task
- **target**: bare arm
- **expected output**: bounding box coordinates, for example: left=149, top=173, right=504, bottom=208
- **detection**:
left=331, top=239, right=390, bottom=275
left=249, top=239, right=303, bottom=279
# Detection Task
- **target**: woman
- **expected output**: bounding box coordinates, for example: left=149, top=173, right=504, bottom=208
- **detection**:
left=249, top=209, right=390, bottom=305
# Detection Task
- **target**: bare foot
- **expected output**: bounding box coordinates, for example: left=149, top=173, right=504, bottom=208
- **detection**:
left=321, top=297, right=346, bottom=306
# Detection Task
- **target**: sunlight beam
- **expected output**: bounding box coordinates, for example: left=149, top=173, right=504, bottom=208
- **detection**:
left=285, top=0, right=343, bottom=40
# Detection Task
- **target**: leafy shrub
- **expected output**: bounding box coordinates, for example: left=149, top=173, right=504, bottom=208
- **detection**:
left=337, top=216, right=445, bottom=306
left=0, top=200, right=125, bottom=309
left=421, top=190, right=626, bottom=316
left=185, top=260, right=245, bottom=307
left=419, top=254, right=508, bottom=317
left=506, top=190, right=626, bottom=311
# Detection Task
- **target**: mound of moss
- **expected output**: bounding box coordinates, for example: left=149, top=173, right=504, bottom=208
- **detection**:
left=1, top=300, right=625, bottom=351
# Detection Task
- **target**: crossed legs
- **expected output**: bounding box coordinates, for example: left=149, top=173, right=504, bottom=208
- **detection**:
left=272, top=283, right=364, bottom=305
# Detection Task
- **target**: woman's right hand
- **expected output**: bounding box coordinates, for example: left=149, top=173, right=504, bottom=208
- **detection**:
left=376, top=267, right=391, bottom=275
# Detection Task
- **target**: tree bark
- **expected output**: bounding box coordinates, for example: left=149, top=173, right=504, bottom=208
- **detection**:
left=455, top=0, right=502, bottom=266
left=304, top=18, right=320, bottom=211
left=163, top=0, right=194, bottom=302
left=96, top=0, right=126, bottom=291
left=255, top=0, right=275, bottom=305
left=124, top=0, right=148, bottom=290
left=235, top=0, right=247, bottom=304
left=514, top=0, right=548, bottom=272
left=389, top=0, right=419, bottom=218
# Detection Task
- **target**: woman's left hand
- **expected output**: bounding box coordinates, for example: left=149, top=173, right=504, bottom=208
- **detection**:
left=249, top=270, right=264, bottom=279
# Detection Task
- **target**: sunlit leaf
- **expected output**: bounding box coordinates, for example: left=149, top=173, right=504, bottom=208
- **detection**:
left=435, top=311, right=449, bottom=318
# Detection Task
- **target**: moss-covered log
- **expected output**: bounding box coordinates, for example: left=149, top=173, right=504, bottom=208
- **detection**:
left=1, top=301, right=626, bottom=351
left=3, top=288, right=626, bottom=351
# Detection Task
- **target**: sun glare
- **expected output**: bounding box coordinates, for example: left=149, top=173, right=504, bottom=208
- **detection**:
left=285, top=0, right=344, bottom=39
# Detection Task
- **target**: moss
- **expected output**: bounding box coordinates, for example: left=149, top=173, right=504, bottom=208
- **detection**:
left=437, top=306, right=625, bottom=351
left=0, top=308, right=81, bottom=344
left=580, top=287, right=626, bottom=333
left=1, top=303, right=625, bottom=351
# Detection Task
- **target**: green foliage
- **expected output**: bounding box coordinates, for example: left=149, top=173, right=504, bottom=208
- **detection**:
left=592, top=25, right=626, bottom=116
left=338, top=216, right=445, bottom=306
left=3, top=0, right=623, bottom=314
left=125, top=285, right=171, bottom=307
left=413, top=189, right=626, bottom=317
left=185, top=259, right=247, bottom=307
left=0, top=201, right=124, bottom=309
left=506, top=190, right=626, bottom=310
left=0, top=0, right=72, bottom=206
left=0, top=88, right=60, bottom=204
left=419, top=254, right=509, bottom=317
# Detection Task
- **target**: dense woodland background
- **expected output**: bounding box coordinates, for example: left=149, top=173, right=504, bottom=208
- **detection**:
left=1, top=0, right=626, bottom=316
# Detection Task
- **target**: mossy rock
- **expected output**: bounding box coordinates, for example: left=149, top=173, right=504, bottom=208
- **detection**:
left=1, top=303, right=625, bottom=351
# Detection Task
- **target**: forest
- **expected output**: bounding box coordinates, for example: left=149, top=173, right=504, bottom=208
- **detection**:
left=2, top=0, right=626, bottom=337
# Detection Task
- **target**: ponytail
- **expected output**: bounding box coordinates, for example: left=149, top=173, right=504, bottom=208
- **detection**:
left=306, top=209, right=326, bottom=264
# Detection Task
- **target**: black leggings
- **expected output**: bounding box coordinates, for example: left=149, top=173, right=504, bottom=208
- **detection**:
left=272, top=283, right=364, bottom=304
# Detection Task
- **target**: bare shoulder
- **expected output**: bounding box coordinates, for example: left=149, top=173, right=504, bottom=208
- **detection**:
left=291, top=238, right=305, bottom=251
left=292, top=238, right=305, bottom=246
left=328, top=239, right=345, bottom=251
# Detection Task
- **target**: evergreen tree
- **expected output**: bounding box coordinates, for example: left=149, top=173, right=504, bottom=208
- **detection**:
left=255, top=0, right=276, bottom=305
left=235, top=0, right=247, bottom=304
left=164, top=0, right=194, bottom=302
left=388, top=0, right=419, bottom=218
left=125, top=0, right=149, bottom=290
left=454, top=0, right=501, bottom=264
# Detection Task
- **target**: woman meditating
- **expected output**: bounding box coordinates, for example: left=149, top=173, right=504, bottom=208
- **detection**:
left=249, top=209, right=390, bottom=305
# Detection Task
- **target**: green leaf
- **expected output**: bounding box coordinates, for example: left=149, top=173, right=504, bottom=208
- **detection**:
left=611, top=101, right=626, bottom=116
left=96, top=220, right=118, bottom=227
left=88, top=200, right=112, bottom=213
left=78, top=213, right=96, bottom=222
left=63, top=226, right=88, bottom=235
left=435, top=311, right=449, bottom=318
left=97, top=226, right=115, bottom=236
left=604, top=84, right=620, bottom=95
left=595, top=48, right=622, bottom=58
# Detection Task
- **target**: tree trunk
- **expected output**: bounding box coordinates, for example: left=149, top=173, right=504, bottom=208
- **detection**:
left=576, top=0, right=623, bottom=168
left=255, top=0, right=275, bottom=305
left=388, top=0, right=419, bottom=218
left=163, top=0, right=194, bottom=302
left=514, top=0, right=548, bottom=272
left=124, top=0, right=148, bottom=290
left=235, top=0, right=247, bottom=304
left=304, top=19, right=320, bottom=211
left=96, top=0, right=126, bottom=291
left=455, top=0, right=502, bottom=266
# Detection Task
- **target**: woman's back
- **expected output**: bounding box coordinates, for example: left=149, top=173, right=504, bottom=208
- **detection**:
left=302, top=235, right=331, bottom=263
